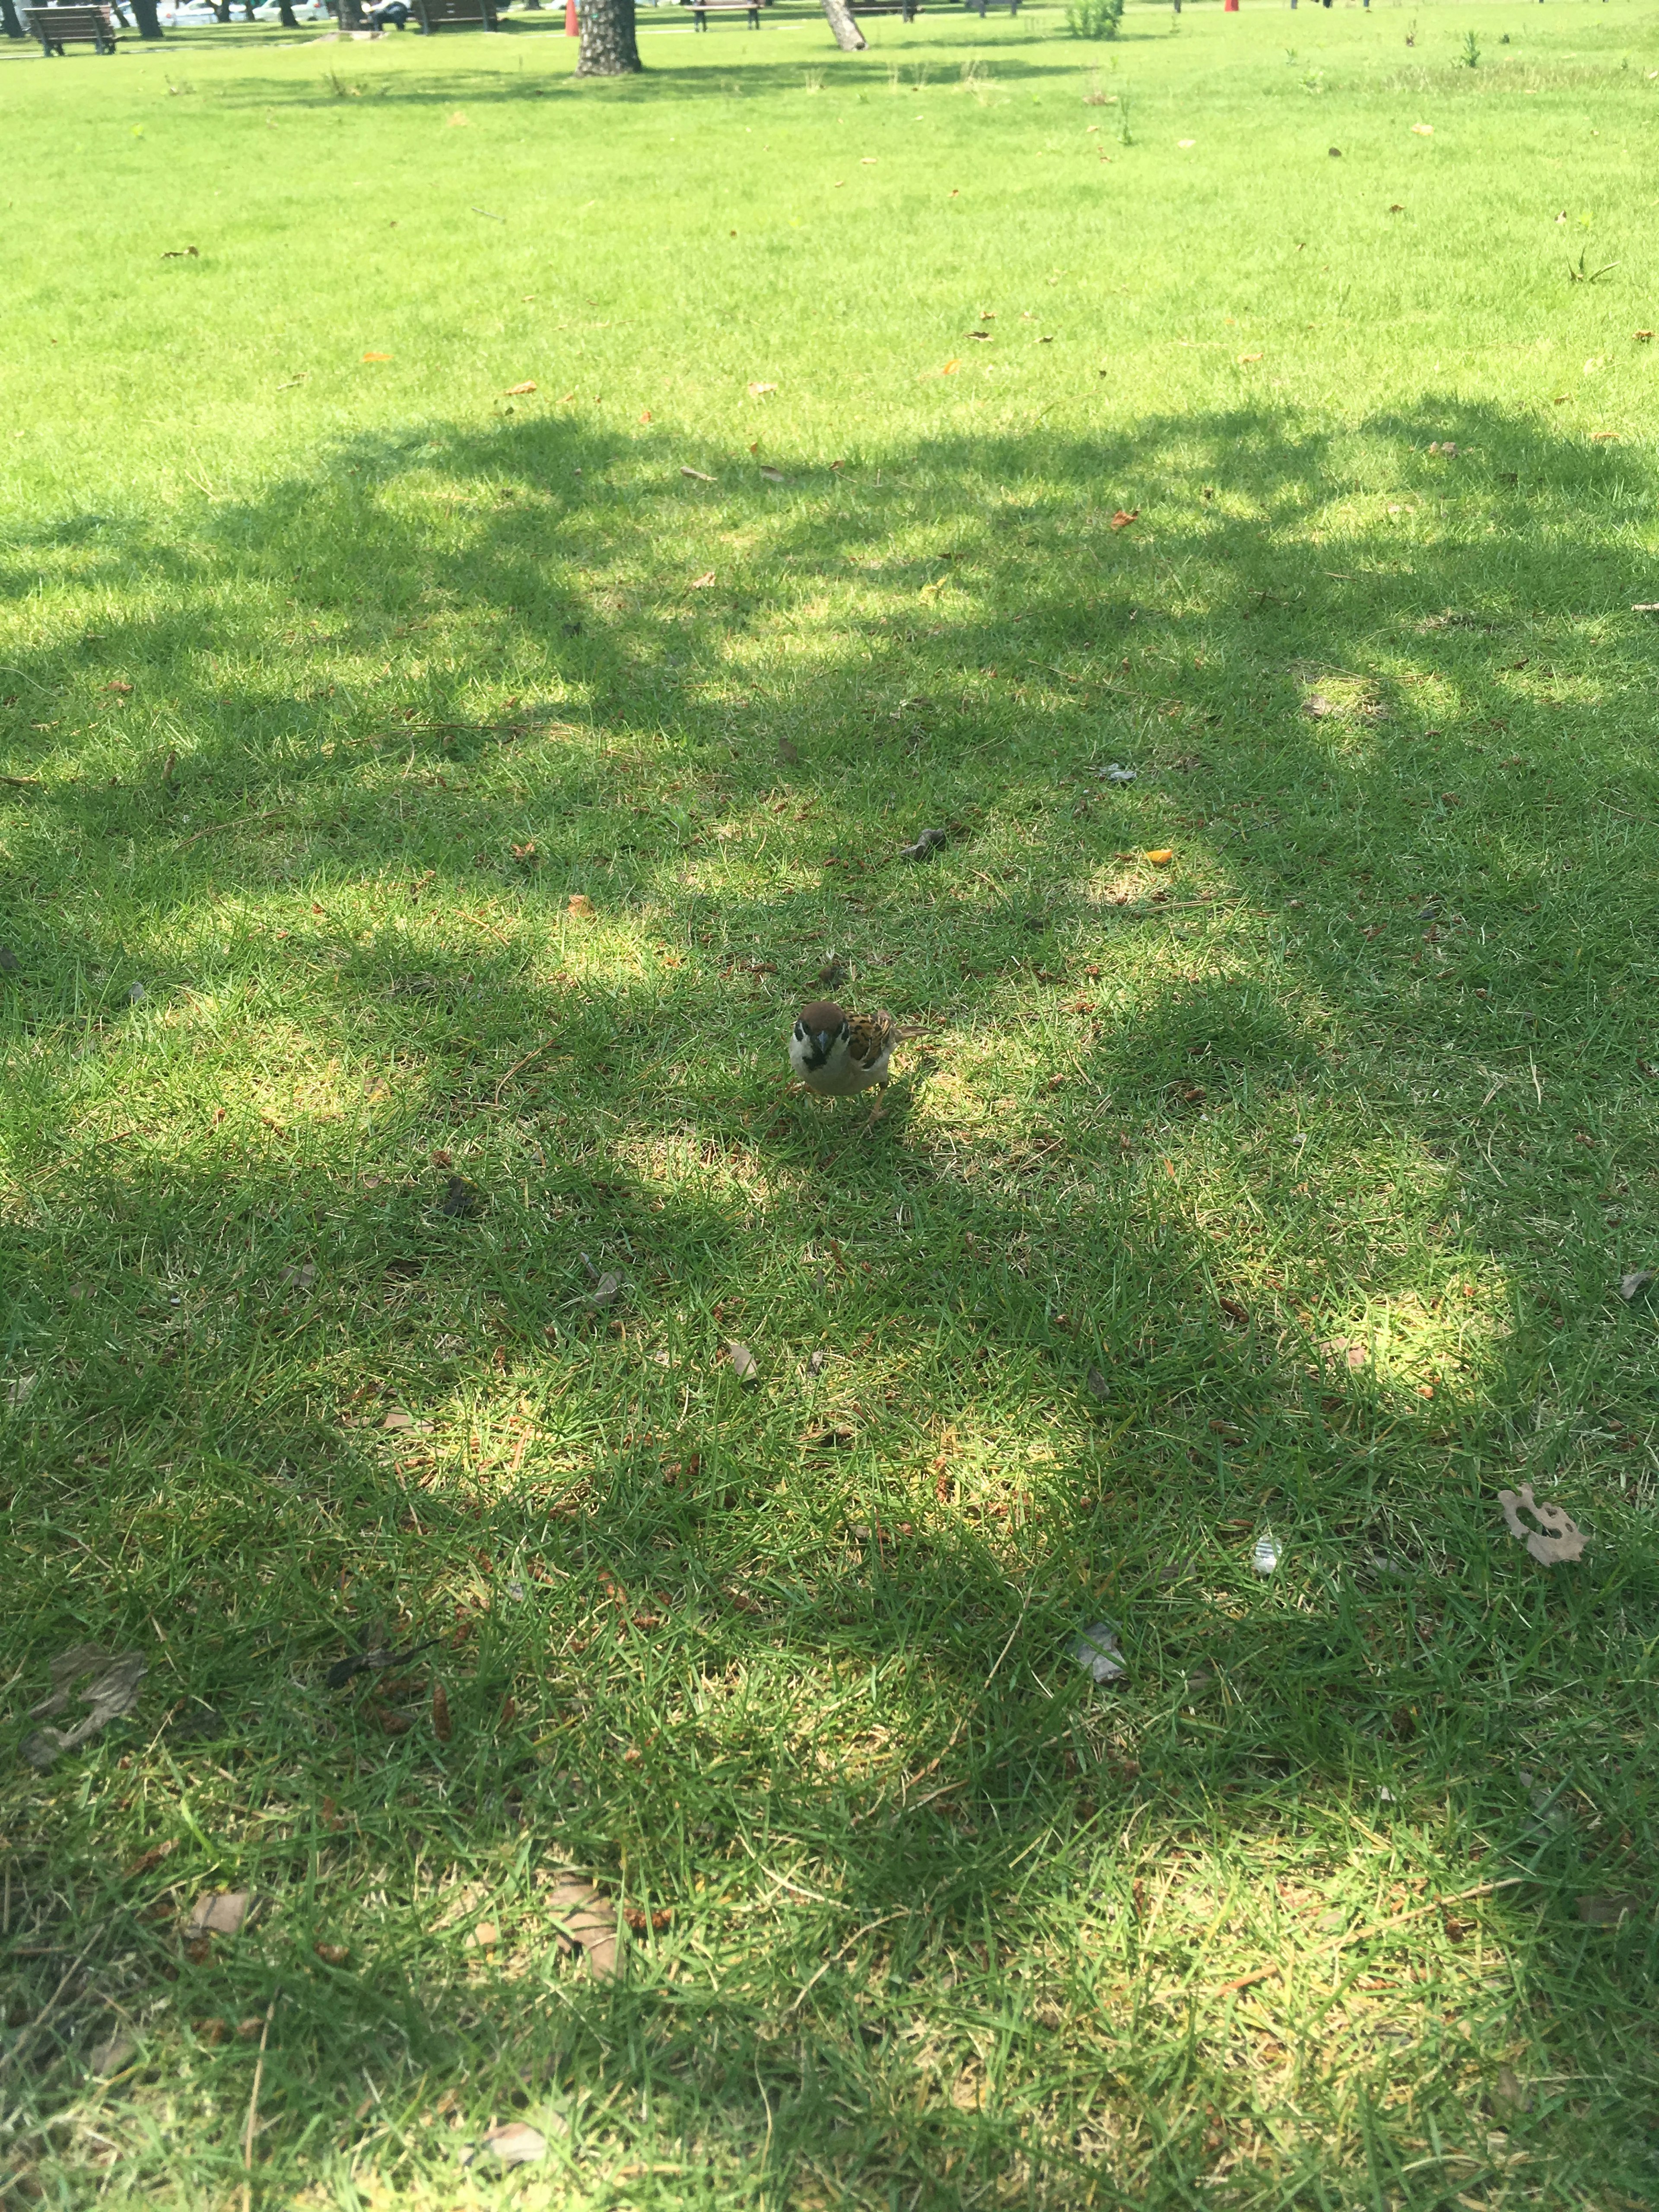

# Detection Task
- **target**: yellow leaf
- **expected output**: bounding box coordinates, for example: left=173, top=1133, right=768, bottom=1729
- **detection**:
left=567, top=893, right=595, bottom=918
left=362, top=351, right=392, bottom=362
left=689, top=571, right=716, bottom=588
left=942, top=358, right=961, bottom=375
left=1146, top=849, right=1174, bottom=865
left=504, top=380, right=537, bottom=397
left=1411, top=122, right=1433, bottom=136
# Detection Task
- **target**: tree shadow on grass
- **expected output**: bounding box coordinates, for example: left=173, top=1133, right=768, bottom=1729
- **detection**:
left=2, top=395, right=1657, bottom=2205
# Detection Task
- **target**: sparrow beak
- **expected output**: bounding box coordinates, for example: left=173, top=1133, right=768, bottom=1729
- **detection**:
left=817, top=1030, right=831, bottom=1055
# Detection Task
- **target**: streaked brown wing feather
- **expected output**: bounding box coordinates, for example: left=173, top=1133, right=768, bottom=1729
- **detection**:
left=845, top=1010, right=899, bottom=1071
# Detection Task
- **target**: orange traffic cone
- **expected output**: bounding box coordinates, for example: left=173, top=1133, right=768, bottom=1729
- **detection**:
left=565, top=0, right=577, bottom=31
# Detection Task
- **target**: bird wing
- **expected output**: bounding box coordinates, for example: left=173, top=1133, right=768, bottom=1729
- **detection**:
left=845, top=1009, right=900, bottom=1071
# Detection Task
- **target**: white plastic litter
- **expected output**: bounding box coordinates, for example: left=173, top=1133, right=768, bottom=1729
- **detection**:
left=1252, top=1534, right=1282, bottom=1576
left=1072, top=1621, right=1127, bottom=1684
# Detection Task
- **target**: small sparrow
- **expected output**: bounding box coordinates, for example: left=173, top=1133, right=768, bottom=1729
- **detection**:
left=790, top=1000, right=901, bottom=1098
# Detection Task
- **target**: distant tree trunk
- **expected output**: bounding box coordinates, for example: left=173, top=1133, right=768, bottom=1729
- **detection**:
left=820, top=0, right=866, bottom=48
left=130, top=0, right=165, bottom=31
left=210, top=0, right=231, bottom=19
left=1, top=0, right=26, bottom=34
left=575, top=0, right=639, bottom=73
left=277, top=0, right=298, bottom=19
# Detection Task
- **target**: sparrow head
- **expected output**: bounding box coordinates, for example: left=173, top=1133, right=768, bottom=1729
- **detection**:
left=793, top=999, right=849, bottom=1069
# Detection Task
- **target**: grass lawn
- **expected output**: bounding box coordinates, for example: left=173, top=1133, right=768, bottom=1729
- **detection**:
left=3, top=1, right=1658, bottom=2204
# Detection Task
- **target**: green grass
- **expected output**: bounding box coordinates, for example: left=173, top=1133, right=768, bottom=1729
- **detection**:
left=3, top=3, right=1658, bottom=2206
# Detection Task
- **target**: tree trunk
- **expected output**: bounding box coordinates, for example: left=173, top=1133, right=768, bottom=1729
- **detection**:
left=576, top=0, right=640, bottom=73
left=820, top=0, right=866, bottom=49
left=129, top=0, right=165, bottom=32
left=1, top=0, right=26, bottom=34
left=278, top=0, right=298, bottom=19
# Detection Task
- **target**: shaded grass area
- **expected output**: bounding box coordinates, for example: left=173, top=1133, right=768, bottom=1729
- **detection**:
left=3, top=7, right=1659, bottom=2209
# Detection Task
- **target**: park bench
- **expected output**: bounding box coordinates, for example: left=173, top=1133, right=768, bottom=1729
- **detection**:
left=848, top=0, right=921, bottom=16
left=409, top=0, right=497, bottom=28
left=688, top=0, right=760, bottom=26
left=21, top=3, right=120, bottom=51
left=963, top=0, right=1017, bottom=13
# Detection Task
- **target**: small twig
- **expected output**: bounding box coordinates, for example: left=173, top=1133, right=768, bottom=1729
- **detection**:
left=0, top=775, right=41, bottom=789
left=240, top=1987, right=280, bottom=2212
left=493, top=1036, right=559, bottom=1105
left=176, top=810, right=285, bottom=850
left=1215, top=1876, right=1527, bottom=1998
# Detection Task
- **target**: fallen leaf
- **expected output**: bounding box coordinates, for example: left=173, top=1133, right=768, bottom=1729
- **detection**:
left=382, top=1409, right=416, bottom=1431
left=194, top=2016, right=228, bottom=2044
left=680, top=465, right=715, bottom=482
left=566, top=893, right=596, bottom=919
left=1237, top=352, right=1263, bottom=364
left=900, top=826, right=948, bottom=861
left=1577, top=1893, right=1641, bottom=1926
left=503, top=380, right=537, bottom=397
left=689, top=571, right=716, bottom=588
left=747, top=381, right=776, bottom=397
left=1145, top=849, right=1174, bottom=866
left=639, top=408, right=652, bottom=424
left=760, top=465, right=787, bottom=483
left=7, top=1373, right=38, bottom=1408
left=90, top=2030, right=137, bottom=2074
left=281, top=1262, right=316, bottom=1292
left=432, top=1681, right=452, bottom=1742
left=1498, top=1483, right=1586, bottom=1565
left=377, top=1708, right=413, bottom=1736
left=105, top=679, right=133, bottom=695
left=314, top=1941, right=351, bottom=1966
left=1303, top=693, right=1334, bottom=717
left=941, top=358, right=961, bottom=375
left=1494, top=2064, right=1531, bottom=2113
left=160, top=245, right=200, bottom=258
left=807, top=1347, right=827, bottom=1375
left=1617, top=1268, right=1654, bottom=1301
left=467, top=1921, right=499, bottom=1951
left=237, top=2017, right=265, bottom=2038
left=362, top=350, right=392, bottom=362
left=778, top=737, right=800, bottom=764
left=1218, top=1296, right=1249, bottom=1326
left=1110, top=508, right=1139, bottom=529
left=22, top=1645, right=147, bottom=1770
left=1073, top=1621, right=1126, bottom=1685
left=1085, top=1363, right=1110, bottom=1399
left=1590, top=431, right=1618, bottom=442
left=727, top=1341, right=758, bottom=1385
left=1328, top=145, right=1342, bottom=158
left=623, top=1905, right=674, bottom=1934
left=544, top=1875, right=619, bottom=1977
left=124, top=1838, right=177, bottom=1880
left=188, top=1891, right=250, bottom=1938
left=804, top=1426, right=855, bottom=1452
left=1411, top=121, right=1433, bottom=135
left=1389, top=202, right=1405, bottom=213
left=477, top=2123, right=547, bottom=2168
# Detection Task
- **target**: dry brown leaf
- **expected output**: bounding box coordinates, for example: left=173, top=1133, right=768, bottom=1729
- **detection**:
left=567, top=893, right=595, bottom=917
left=1497, top=1483, right=1586, bottom=1566
left=237, top=2016, right=265, bottom=2038
left=681, top=465, right=715, bottom=482
left=188, top=1891, right=250, bottom=1938
left=22, top=1645, right=147, bottom=1770
left=314, top=1940, right=351, bottom=1966
left=1086, top=1363, right=1110, bottom=1399
left=124, top=1838, right=177, bottom=1880
left=1110, top=508, right=1139, bottom=529
left=432, top=1681, right=453, bottom=1742
left=747, top=380, right=777, bottom=397
left=688, top=571, right=716, bottom=588
left=623, top=1905, right=674, bottom=1935
left=545, top=1875, right=619, bottom=1977
left=504, top=381, right=537, bottom=398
